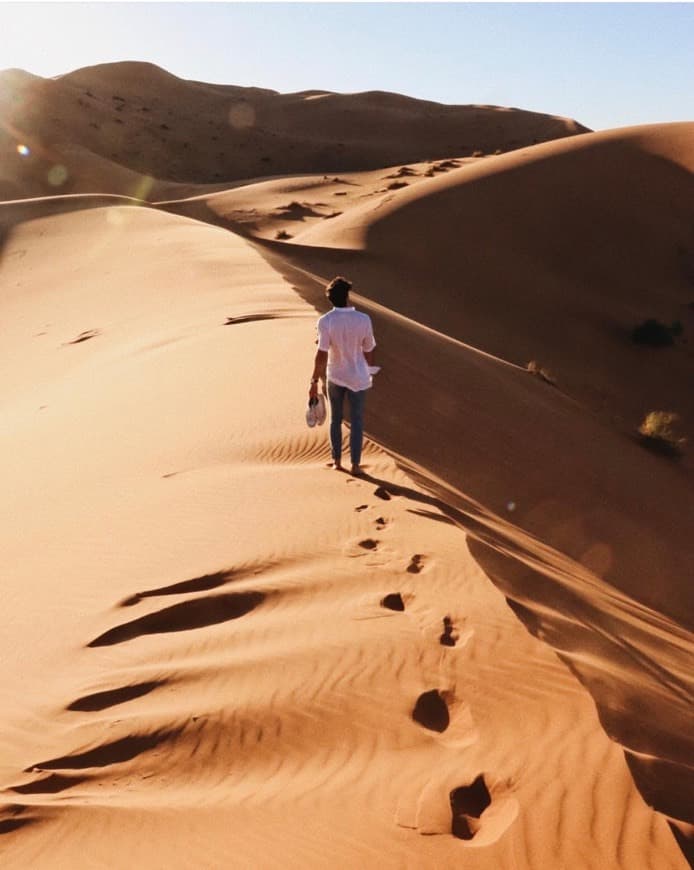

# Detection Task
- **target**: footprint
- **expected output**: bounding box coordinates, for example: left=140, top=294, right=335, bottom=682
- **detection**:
left=407, top=554, right=424, bottom=574
left=440, top=616, right=458, bottom=647
left=412, top=690, right=449, bottom=733
left=358, top=539, right=378, bottom=550
left=381, top=593, right=405, bottom=612
left=450, top=775, right=491, bottom=840
left=374, top=486, right=392, bottom=501
left=355, top=505, right=368, bottom=512
left=375, top=517, right=387, bottom=528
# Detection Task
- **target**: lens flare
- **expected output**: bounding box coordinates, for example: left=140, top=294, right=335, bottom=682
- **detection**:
left=47, top=164, right=68, bottom=187
left=16, top=144, right=30, bottom=157
left=132, top=175, right=154, bottom=201
left=228, top=102, right=255, bottom=130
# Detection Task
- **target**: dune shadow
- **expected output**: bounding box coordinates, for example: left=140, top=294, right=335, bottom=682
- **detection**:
left=406, top=508, right=456, bottom=525
left=63, top=329, right=100, bottom=346
left=274, top=201, right=324, bottom=221
left=0, top=815, right=37, bottom=835
left=224, top=313, right=282, bottom=326
left=10, top=773, right=89, bottom=795
left=120, top=569, right=243, bottom=606
left=67, top=680, right=166, bottom=711
left=28, top=728, right=181, bottom=771
left=90, top=591, right=265, bottom=647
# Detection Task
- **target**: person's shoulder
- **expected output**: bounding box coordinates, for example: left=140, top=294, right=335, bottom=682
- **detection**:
left=317, top=310, right=333, bottom=325
left=354, top=310, right=373, bottom=325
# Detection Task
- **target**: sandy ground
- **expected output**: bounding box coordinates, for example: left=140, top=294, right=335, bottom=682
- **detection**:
left=0, top=63, right=691, bottom=869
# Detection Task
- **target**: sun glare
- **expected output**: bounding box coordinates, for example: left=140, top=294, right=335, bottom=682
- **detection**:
left=16, top=143, right=30, bottom=157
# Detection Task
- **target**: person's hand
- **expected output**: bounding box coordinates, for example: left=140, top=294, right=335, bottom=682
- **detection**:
left=309, top=380, right=319, bottom=399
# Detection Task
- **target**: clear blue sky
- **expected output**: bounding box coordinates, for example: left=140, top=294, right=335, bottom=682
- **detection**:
left=1, top=2, right=692, bottom=131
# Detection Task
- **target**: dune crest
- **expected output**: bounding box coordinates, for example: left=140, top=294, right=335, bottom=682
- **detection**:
left=0, top=60, right=588, bottom=199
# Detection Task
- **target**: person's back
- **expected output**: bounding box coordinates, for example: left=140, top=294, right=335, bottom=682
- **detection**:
left=309, top=277, right=376, bottom=475
left=317, top=307, right=374, bottom=393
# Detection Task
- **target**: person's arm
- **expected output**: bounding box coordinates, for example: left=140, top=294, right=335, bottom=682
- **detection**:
left=309, top=349, right=328, bottom=397
left=363, top=317, right=376, bottom=368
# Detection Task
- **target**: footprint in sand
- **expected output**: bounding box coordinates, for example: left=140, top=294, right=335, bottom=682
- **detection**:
left=380, top=592, right=405, bottom=612
left=450, top=775, right=491, bottom=840
left=440, top=615, right=459, bottom=647
left=399, top=773, right=518, bottom=843
left=358, top=539, right=378, bottom=550
left=407, top=554, right=425, bottom=574
left=412, top=690, right=450, bottom=733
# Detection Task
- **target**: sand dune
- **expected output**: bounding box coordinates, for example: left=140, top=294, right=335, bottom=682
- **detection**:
left=0, top=205, right=687, bottom=869
left=0, top=66, right=691, bottom=868
left=0, top=61, right=588, bottom=199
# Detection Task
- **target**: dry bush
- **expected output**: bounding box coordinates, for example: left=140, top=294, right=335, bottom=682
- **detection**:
left=637, top=411, right=686, bottom=457
left=631, top=318, right=682, bottom=347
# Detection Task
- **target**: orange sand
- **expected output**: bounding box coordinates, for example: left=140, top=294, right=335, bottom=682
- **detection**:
left=0, top=63, right=691, bottom=869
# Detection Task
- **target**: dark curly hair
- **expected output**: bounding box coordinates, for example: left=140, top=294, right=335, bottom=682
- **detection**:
left=326, top=276, right=352, bottom=308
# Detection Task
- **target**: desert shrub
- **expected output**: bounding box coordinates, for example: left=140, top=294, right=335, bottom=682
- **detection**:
left=275, top=230, right=292, bottom=240
left=631, top=318, right=682, bottom=346
left=637, top=411, right=686, bottom=457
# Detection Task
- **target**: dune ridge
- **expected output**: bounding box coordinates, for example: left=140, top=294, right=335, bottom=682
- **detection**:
left=0, top=60, right=589, bottom=199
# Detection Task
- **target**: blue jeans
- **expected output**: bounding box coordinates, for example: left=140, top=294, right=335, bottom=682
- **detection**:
left=328, top=382, right=366, bottom=466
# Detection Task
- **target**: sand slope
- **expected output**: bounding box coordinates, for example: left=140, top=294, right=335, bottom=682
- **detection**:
left=0, top=61, right=588, bottom=198
left=0, top=64, right=691, bottom=867
left=0, top=203, right=687, bottom=869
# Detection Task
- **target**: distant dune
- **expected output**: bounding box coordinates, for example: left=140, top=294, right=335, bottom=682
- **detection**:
left=0, top=60, right=589, bottom=198
left=0, top=61, right=691, bottom=869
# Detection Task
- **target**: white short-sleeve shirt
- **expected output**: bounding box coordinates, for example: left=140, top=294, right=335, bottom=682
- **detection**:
left=317, top=306, right=376, bottom=392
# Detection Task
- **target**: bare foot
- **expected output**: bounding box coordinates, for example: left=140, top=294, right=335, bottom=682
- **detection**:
left=334, top=461, right=344, bottom=471
left=350, top=464, right=364, bottom=476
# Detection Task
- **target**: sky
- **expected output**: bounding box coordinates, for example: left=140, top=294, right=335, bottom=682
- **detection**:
left=0, top=2, right=692, bottom=131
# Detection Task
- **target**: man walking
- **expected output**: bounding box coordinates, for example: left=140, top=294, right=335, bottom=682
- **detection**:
left=309, top=276, right=376, bottom=475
